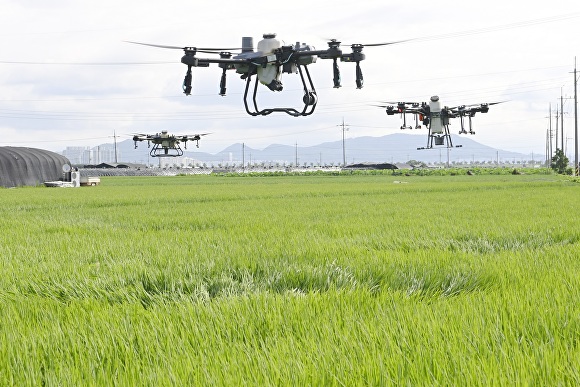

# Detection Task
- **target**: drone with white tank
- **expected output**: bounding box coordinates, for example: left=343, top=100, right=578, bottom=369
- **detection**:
left=132, top=130, right=208, bottom=157
left=376, top=96, right=503, bottom=149
left=128, top=34, right=403, bottom=117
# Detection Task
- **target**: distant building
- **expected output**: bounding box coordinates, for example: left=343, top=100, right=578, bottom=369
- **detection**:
left=63, top=145, right=120, bottom=165
left=158, top=156, right=201, bottom=168
left=62, top=146, right=89, bottom=164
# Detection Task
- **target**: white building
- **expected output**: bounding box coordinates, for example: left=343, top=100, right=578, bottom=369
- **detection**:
left=62, top=145, right=120, bottom=165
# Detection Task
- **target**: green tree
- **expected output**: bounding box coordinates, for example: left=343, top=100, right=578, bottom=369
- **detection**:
left=550, top=148, right=570, bottom=174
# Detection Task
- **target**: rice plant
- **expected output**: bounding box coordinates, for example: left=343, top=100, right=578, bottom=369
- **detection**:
left=0, top=174, right=579, bottom=385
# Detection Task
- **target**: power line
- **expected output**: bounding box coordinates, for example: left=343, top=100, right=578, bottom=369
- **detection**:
left=0, top=60, right=173, bottom=66
left=405, top=12, right=580, bottom=43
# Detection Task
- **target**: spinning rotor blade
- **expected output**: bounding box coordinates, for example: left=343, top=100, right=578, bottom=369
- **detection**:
left=379, top=101, right=423, bottom=108
left=449, top=101, right=507, bottom=110
left=125, top=41, right=241, bottom=53
left=324, top=37, right=410, bottom=47
left=349, top=39, right=411, bottom=47
left=179, top=133, right=211, bottom=139
left=131, top=133, right=152, bottom=139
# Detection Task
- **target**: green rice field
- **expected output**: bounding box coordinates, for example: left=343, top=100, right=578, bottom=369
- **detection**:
left=1, top=173, right=579, bottom=385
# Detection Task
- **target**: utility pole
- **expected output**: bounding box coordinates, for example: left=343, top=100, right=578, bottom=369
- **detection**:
left=548, top=104, right=553, bottom=159
left=295, top=142, right=298, bottom=166
left=113, top=130, right=118, bottom=163
left=546, top=129, right=550, bottom=166
left=555, top=104, right=559, bottom=151
left=337, top=118, right=349, bottom=167
left=575, top=58, right=579, bottom=175
left=242, top=143, right=245, bottom=172
left=561, top=89, right=565, bottom=151
left=108, top=130, right=119, bottom=163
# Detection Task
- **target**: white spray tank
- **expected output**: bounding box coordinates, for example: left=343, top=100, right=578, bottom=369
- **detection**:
left=257, top=33, right=283, bottom=91
left=428, top=95, right=443, bottom=134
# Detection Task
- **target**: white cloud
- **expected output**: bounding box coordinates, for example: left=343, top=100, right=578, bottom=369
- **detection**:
left=1, top=0, right=579, bottom=157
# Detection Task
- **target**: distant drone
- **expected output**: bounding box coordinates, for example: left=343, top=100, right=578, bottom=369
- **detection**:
left=132, top=130, right=208, bottom=157
left=377, top=96, right=502, bottom=149
left=128, top=34, right=403, bottom=117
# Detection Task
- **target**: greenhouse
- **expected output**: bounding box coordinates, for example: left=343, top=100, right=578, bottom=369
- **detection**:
left=0, top=147, right=71, bottom=188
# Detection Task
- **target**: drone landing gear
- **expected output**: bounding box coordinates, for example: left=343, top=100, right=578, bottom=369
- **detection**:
left=399, top=112, right=412, bottom=130
left=150, top=144, right=184, bottom=157
left=243, top=64, right=317, bottom=117
left=417, top=125, right=462, bottom=150
left=459, top=115, right=476, bottom=135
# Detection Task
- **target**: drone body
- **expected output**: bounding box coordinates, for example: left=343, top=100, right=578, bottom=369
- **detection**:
left=129, top=34, right=401, bottom=117
left=132, top=130, right=208, bottom=157
left=378, top=96, right=500, bottom=149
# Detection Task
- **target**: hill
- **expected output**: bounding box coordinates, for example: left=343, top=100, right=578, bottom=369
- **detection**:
left=101, top=133, right=539, bottom=166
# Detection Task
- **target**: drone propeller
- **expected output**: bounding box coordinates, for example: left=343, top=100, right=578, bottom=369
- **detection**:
left=347, top=39, right=411, bottom=47
left=179, top=133, right=211, bottom=138
left=324, top=38, right=410, bottom=47
left=125, top=41, right=241, bottom=53
left=448, top=101, right=506, bottom=111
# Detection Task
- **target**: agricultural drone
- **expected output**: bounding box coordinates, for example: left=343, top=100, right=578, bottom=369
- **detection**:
left=128, top=34, right=403, bottom=117
left=377, top=96, right=502, bottom=149
left=132, top=130, right=208, bottom=157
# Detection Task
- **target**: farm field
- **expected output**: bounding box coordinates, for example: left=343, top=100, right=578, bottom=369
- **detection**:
left=1, top=173, right=579, bottom=385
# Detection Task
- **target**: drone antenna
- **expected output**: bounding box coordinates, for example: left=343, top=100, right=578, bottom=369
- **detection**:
left=241, top=37, right=254, bottom=53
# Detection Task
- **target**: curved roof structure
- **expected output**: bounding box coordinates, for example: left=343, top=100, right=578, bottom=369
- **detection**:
left=0, top=147, right=71, bottom=188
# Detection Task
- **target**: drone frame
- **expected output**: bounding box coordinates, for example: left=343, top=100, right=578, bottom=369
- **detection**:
left=149, top=142, right=184, bottom=158
left=179, top=40, right=364, bottom=117
left=130, top=36, right=400, bottom=117
left=133, top=133, right=204, bottom=158
left=382, top=101, right=475, bottom=150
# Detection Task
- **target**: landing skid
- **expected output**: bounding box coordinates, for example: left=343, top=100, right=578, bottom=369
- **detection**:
left=150, top=144, right=184, bottom=157
left=243, top=64, right=317, bottom=117
left=417, top=125, right=462, bottom=150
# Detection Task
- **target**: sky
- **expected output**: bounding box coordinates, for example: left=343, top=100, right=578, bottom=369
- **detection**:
left=1, top=0, right=579, bottom=160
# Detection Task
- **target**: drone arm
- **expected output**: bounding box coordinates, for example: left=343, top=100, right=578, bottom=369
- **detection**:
left=198, top=57, right=247, bottom=66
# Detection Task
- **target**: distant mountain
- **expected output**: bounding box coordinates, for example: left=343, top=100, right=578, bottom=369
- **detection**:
left=95, top=134, right=539, bottom=166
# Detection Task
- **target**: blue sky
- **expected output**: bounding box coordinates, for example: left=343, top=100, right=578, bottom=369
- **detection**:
left=1, top=0, right=579, bottom=157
